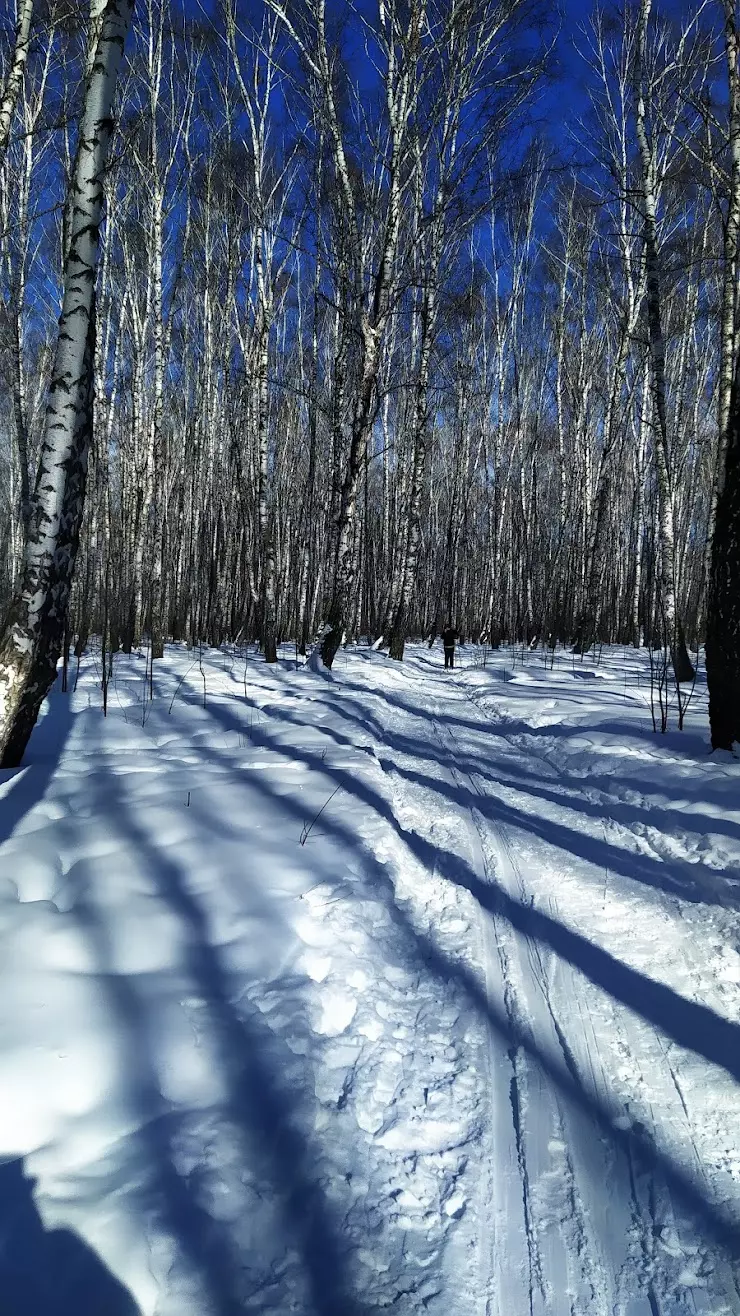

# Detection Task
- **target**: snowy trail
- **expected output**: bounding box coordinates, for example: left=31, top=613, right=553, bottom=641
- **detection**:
left=338, top=650, right=740, bottom=1313
left=1, top=642, right=739, bottom=1314
left=431, top=702, right=735, bottom=1315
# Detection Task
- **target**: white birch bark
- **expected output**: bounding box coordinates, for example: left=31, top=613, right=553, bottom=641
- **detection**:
left=0, top=0, right=134, bottom=766
left=635, top=0, right=694, bottom=682
left=0, top=0, right=34, bottom=169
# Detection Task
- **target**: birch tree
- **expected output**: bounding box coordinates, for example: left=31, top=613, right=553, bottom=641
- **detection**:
left=0, top=0, right=730, bottom=744
left=265, top=0, right=423, bottom=665
left=0, top=0, right=134, bottom=767
left=0, top=0, right=34, bottom=170
left=387, top=0, right=545, bottom=659
left=634, top=0, right=696, bottom=682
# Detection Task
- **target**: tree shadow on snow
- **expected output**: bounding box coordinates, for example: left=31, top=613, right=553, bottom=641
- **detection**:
left=34, top=665, right=740, bottom=1313
left=358, top=679, right=740, bottom=852
left=65, top=715, right=371, bottom=1316
left=175, top=686, right=740, bottom=1085
left=0, top=679, right=75, bottom=848
left=0, top=1157, right=139, bottom=1316
left=165, top=686, right=740, bottom=1270
left=229, top=679, right=740, bottom=912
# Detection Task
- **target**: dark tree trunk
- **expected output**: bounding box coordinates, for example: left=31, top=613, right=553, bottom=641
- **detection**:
left=706, top=377, right=740, bottom=750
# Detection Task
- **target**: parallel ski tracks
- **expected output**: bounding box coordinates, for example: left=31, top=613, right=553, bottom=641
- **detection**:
left=427, top=696, right=735, bottom=1316
left=360, top=662, right=739, bottom=1313
left=430, top=706, right=612, bottom=1316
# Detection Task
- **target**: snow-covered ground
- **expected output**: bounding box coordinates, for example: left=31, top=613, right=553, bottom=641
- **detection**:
left=1, top=641, right=739, bottom=1315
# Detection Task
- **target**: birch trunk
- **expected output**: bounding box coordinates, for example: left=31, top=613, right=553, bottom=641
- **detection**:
left=635, top=0, right=694, bottom=683
left=632, top=369, right=649, bottom=648
left=149, top=180, right=166, bottom=659
left=0, top=0, right=34, bottom=169
left=317, top=0, right=417, bottom=667
left=323, top=319, right=382, bottom=665
left=0, top=0, right=134, bottom=767
left=389, top=276, right=436, bottom=659
left=256, top=300, right=277, bottom=662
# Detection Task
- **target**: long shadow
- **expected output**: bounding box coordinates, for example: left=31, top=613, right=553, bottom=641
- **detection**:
left=371, top=676, right=740, bottom=851
left=461, top=764, right=740, bottom=904
left=169, top=685, right=740, bottom=1266
left=78, top=718, right=370, bottom=1316
left=0, top=1157, right=140, bottom=1315
left=392, top=766, right=740, bottom=1075
left=340, top=667, right=702, bottom=761
left=303, top=675, right=740, bottom=908
left=175, top=686, right=740, bottom=1086
left=399, top=754, right=740, bottom=909
left=220, top=683, right=739, bottom=911
left=63, top=853, right=248, bottom=1316
left=387, top=884, right=740, bottom=1277
left=0, top=680, right=74, bottom=848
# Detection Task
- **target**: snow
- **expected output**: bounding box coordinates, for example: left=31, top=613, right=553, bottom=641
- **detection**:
left=0, top=640, right=739, bottom=1314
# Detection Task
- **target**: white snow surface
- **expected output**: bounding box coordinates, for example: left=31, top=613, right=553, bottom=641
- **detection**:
left=0, top=641, right=739, bottom=1315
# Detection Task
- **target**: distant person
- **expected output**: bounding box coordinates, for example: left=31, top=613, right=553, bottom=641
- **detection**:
left=442, top=623, right=459, bottom=670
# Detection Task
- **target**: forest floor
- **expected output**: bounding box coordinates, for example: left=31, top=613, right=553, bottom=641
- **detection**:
left=0, top=641, right=739, bottom=1315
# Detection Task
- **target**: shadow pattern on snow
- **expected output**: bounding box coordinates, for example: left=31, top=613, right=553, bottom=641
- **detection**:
left=12, top=658, right=740, bottom=1313
left=0, top=1157, right=139, bottom=1316
left=204, top=682, right=740, bottom=1083
left=60, top=710, right=372, bottom=1316
left=171, top=681, right=740, bottom=1268
left=0, top=681, right=75, bottom=848
left=336, top=675, right=740, bottom=908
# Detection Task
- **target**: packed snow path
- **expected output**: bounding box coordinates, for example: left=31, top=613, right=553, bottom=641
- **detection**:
left=1, top=643, right=739, bottom=1315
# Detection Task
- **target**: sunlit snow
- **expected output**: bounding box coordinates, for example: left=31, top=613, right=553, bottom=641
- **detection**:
left=0, top=641, right=739, bottom=1315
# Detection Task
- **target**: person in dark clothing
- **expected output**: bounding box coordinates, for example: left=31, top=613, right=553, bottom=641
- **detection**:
left=442, top=624, right=459, bottom=669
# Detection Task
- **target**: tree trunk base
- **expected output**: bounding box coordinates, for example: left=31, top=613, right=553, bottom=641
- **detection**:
left=671, top=634, right=695, bottom=685
left=388, top=629, right=405, bottom=661
left=707, top=676, right=740, bottom=750
left=321, top=627, right=342, bottom=669
left=0, top=645, right=58, bottom=769
left=706, top=642, right=740, bottom=750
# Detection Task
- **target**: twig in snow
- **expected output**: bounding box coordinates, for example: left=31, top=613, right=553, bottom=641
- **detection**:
left=199, top=641, right=207, bottom=708
left=602, top=821, right=610, bottom=910
left=168, top=661, right=198, bottom=714
left=300, top=786, right=341, bottom=846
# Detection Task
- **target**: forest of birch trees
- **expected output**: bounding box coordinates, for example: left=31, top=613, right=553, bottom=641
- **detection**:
left=1, top=0, right=740, bottom=760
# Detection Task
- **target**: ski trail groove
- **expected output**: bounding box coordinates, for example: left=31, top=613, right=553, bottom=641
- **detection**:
left=346, top=660, right=740, bottom=1312
left=429, top=682, right=739, bottom=1315
left=429, top=705, right=608, bottom=1316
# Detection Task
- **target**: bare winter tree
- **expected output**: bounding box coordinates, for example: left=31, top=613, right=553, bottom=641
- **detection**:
left=633, top=0, right=696, bottom=682
left=0, top=0, right=35, bottom=170
left=265, top=0, right=424, bottom=666
left=0, top=0, right=733, bottom=747
left=706, top=0, right=740, bottom=749
left=0, top=0, right=135, bottom=767
left=386, top=0, right=546, bottom=660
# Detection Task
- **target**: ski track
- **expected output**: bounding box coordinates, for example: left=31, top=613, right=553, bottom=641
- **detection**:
left=1, top=643, right=740, bottom=1315
left=359, top=654, right=740, bottom=1316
